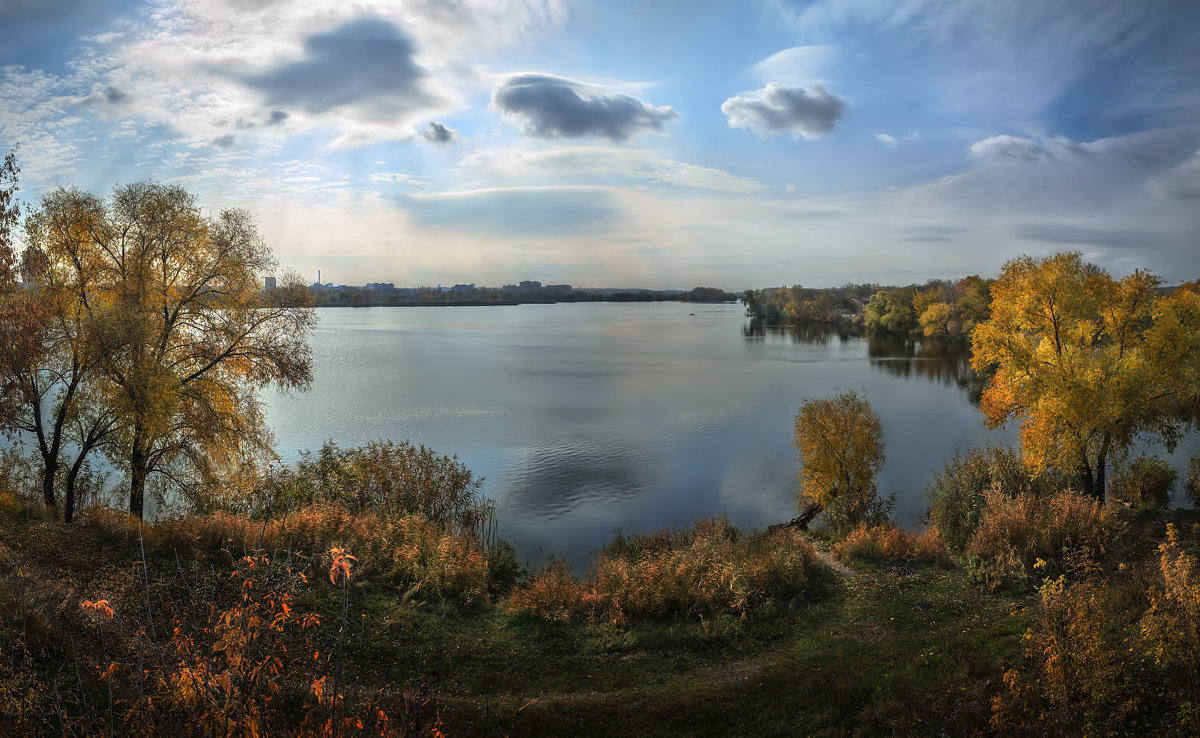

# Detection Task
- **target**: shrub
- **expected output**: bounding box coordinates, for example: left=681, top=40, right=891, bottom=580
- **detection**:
left=486, top=541, right=521, bottom=598
left=156, top=504, right=490, bottom=604
left=504, top=519, right=824, bottom=623
left=504, top=558, right=584, bottom=623
left=256, top=441, right=492, bottom=539
left=386, top=514, right=489, bottom=605
left=966, top=489, right=1109, bottom=590
left=0, top=448, right=37, bottom=509
left=1109, top=454, right=1177, bottom=509
left=926, top=445, right=1035, bottom=550
left=992, top=573, right=1139, bottom=734
left=1141, top=523, right=1200, bottom=709
left=833, top=524, right=951, bottom=566
left=80, top=503, right=148, bottom=544
left=993, top=525, right=1200, bottom=735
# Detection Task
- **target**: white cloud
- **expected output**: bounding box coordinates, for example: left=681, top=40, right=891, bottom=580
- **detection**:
left=459, top=146, right=764, bottom=194
left=774, top=0, right=1199, bottom=125
left=751, top=45, right=836, bottom=85
left=0, top=65, right=84, bottom=183
left=40, top=0, right=570, bottom=150
left=722, top=83, right=846, bottom=139
left=875, top=133, right=899, bottom=148
left=968, top=134, right=1050, bottom=162
left=633, top=162, right=766, bottom=194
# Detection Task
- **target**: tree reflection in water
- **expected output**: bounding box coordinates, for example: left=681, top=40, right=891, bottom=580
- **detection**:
left=742, top=320, right=987, bottom=405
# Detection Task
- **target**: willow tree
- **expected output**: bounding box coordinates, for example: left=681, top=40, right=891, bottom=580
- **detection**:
left=24, top=181, right=314, bottom=518
left=971, top=252, right=1200, bottom=500
left=793, top=390, right=889, bottom=532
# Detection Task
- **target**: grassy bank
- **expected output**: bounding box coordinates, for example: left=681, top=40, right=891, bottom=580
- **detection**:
left=3, top=443, right=1200, bottom=734
left=0, top=491, right=1027, bottom=735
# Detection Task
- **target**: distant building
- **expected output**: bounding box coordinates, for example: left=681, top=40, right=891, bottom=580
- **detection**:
left=451, top=283, right=475, bottom=293
left=264, top=276, right=277, bottom=290
left=518, top=280, right=541, bottom=290
left=365, top=282, right=395, bottom=293
left=545, top=284, right=572, bottom=291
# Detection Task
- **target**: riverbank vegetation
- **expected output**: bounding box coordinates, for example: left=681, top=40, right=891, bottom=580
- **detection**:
left=742, top=275, right=994, bottom=341
left=5, top=157, right=1200, bottom=733
left=5, top=443, right=1200, bottom=735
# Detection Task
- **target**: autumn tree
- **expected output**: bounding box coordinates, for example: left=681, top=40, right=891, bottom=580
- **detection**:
left=0, top=147, right=24, bottom=428
left=865, top=288, right=917, bottom=334
left=0, top=148, right=72, bottom=513
left=793, top=390, right=890, bottom=532
left=1, top=187, right=118, bottom=520
left=20, top=181, right=315, bottom=518
left=971, top=252, right=1200, bottom=500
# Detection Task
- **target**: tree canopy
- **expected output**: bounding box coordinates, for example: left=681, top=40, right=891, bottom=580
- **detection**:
left=3, top=178, right=314, bottom=520
left=793, top=390, right=889, bottom=532
left=970, top=252, right=1200, bottom=500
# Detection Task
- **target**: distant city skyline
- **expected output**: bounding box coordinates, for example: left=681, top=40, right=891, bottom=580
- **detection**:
left=3, top=1, right=1199, bottom=288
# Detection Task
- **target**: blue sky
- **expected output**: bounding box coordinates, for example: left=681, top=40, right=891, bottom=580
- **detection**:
left=2, top=0, right=1198, bottom=288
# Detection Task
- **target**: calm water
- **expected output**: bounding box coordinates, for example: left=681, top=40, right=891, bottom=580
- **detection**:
left=264, top=303, right=1194, bottom=567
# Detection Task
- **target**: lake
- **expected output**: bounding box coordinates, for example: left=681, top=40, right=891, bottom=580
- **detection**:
left=263, top=303, right=1196, bottom=568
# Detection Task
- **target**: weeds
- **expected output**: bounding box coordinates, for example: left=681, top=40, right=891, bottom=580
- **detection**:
left=833, top=523, right=951, bottom=566
left=505, top=519, right=825, bottom=623
left=966, top=489, right=1110, bottom=591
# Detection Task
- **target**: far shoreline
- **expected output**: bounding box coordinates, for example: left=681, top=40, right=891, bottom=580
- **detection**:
left=310, top=299, right=741, bottom=308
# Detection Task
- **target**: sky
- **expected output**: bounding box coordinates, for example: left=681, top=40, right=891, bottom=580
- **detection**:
left=2, top=0, right=1199, bottom=289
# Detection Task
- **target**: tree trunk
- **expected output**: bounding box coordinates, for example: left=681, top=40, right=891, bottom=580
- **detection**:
left=64, top=452, right=88, bottom=525
left=1096, top=434, right=1111, bottom=504
left=1078, top=453, right=1101, bottom=501
left=40, top=456, right=58, bottom=514
left=129, top=434, right=147, bottom=519
left=770, top=502, right=823, bottom=532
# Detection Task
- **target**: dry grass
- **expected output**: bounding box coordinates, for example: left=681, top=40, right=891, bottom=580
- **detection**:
left=504, top=518, right=824, bottom=623
left=85, top=502, right=491, bottom=604
left=833, top=524, right=952, bottom=567
left=966, top=489, right=1110, bottom=591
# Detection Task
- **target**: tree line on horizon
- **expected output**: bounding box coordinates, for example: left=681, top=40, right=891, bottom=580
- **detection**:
left=743, top=275, right=995, bottom=340
left=307, top=282, right=737, bottom=307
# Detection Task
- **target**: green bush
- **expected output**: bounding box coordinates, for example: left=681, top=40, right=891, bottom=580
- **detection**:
left=1109, top=454, right=1177, bottom=509
left=926, top=445, right=1033, bottom=550
left=254, top=440, right=492, bottom=538
left=486, top=541, right=522, bottom=598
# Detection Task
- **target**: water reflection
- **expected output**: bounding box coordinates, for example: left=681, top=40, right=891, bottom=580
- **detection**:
left=742, top=318, right=857, bottom=344
left=743, top=321, right=987, bottom=405
left=504, top=434, right=648, bottom=518
left=866, top=333, right=987, bottom=405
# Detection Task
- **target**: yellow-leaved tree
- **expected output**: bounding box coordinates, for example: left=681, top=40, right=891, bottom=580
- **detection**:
left=970, top=252, right=1200, bottom=500
left=793, top=390, right=889, bottom=532
left=20, top=181, right=314, bottom=518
